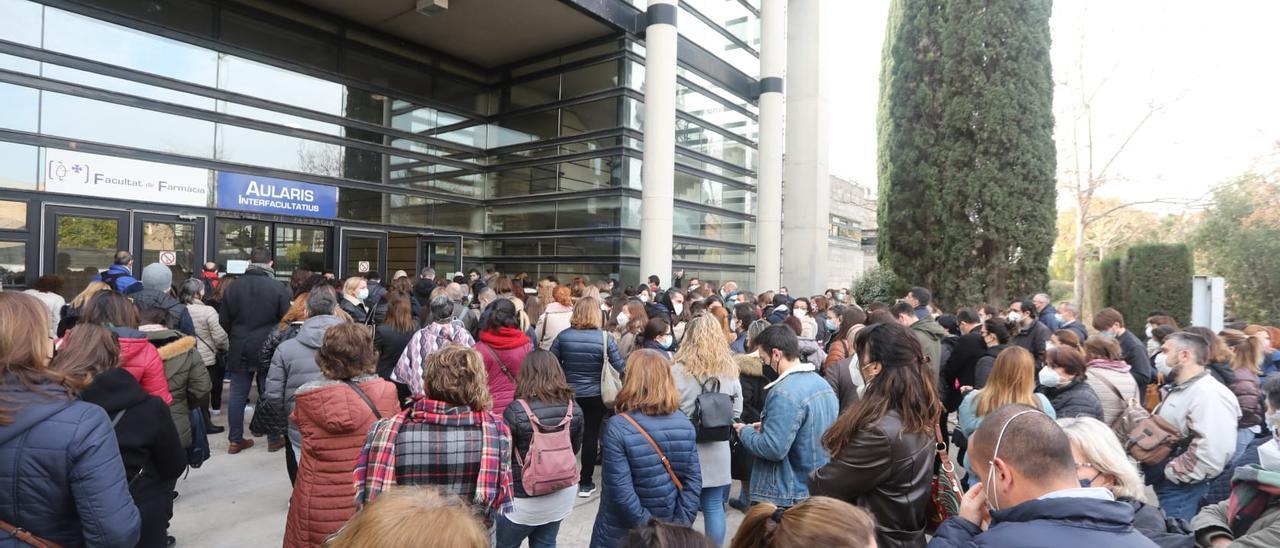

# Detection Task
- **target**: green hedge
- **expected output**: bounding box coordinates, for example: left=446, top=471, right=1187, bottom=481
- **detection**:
left=852, top=266, right=908, bottom=307
left=1098, top=244, right=1193, bottom=331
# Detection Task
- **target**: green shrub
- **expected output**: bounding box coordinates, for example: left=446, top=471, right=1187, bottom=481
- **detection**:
left=1048, top=280, right=1073, bottom=304
left=851, top=266, right=908, bottom=307
left=1122, top=243, right=1193, bottom=328
left=1100, top=254, right=1125, bottom=318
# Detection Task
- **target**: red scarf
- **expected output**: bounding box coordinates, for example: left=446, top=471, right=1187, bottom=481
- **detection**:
left=479, top=326, right=530, bottom=350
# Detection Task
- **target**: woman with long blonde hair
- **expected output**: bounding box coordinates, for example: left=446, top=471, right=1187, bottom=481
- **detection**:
left=957, top=346, right=1055, bottom=475
left=671, top=315, right=743, bottom=545
left=591, top=349, right=701, bottom=548
left=56, top=280, right=110, bottom=337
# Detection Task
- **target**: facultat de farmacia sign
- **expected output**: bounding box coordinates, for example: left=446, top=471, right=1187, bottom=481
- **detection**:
left=215, top=172, right=338, bottom=219
left=44, top=149, right=210, bottom=207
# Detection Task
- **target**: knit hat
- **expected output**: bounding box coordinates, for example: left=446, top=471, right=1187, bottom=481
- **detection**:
left=141, top=263, right=173, bottom=291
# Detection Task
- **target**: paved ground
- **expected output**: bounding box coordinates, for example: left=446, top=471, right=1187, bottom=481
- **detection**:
left=171, top=397, right=744, bottom=547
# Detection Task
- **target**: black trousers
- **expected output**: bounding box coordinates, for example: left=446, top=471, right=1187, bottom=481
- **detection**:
left=576, top=395, right=607, bottom=486
left=286, top=437, right=298, bottom=485
left=207, top=361, right=225, bottom=411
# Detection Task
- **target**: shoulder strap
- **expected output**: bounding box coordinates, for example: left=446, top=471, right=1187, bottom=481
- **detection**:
left=1091, top=371, right=1127, bottom=402
left=619, top=413, right=683, bottom=491
left=481, top=344, right=516, bottom=383
left=111, top=409, right=127, bottom=427
left=0, top=519, right=60, bottom=548
left=343, top=380, right=383, bottom=420
left=601, top=331, right=609, bottom=366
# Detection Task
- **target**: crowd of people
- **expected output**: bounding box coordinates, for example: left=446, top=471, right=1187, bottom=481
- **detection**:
left=4, top=249, right=1280, bottom=548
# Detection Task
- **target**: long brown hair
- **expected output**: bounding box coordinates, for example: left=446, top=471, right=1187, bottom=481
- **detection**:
left=822, top=322, right=939, bottom=454
left=1185, top=326, right=1232, bottom=365
left=382, top=291, right=417, bottom=332
left=421, top=346, right=492, bottom=411
left=570, top=296, right=603, bottom=330
left=326, top=487, right=488, bottom=548
left=615, top=349, right=679, bottom=416
left=50, top=323, right=120, bottom=390
left=81, top=291, right=139, bottom=328
left=514, top=350, right=575, bottom=404
left=279, top=293, right=309, bottom=330
left=0, top=293, right=70, bottom=425
left=975, top=346, right=1040, bottom=417
left=730, top=497, right=876, bottom=548
left=622, top=301, right=648, bottom=334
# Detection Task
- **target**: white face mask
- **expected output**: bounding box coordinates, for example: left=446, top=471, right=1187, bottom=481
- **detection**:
left=1260, top=439, right=1280, bottom=470
left=1007, top=311, right=1022, bottom=324
left=639, top=294, right=650, bottom=303
left=1145, top=325, right=1155, bottom=338
left=617, top=312, right=630, bottom=326
left=357, top=288, right=369, bottom=300
left=795, top=309, right=808, bottom=319
left=673, top=303, right=684, bottom=316
left=1155, top=353, right=1171, bottom=377
left=1038, top=367, right=1063, bottom=387
left=688, top=284, right=700, bottom=292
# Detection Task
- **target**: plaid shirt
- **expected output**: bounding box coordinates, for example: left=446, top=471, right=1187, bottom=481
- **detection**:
left=353, top=398, right=512, bottom=518
left=390, top=322, right=475, bottom=398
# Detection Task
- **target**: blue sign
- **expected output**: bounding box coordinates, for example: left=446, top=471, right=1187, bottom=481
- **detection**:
left=216, top=172, right=338, bottom=219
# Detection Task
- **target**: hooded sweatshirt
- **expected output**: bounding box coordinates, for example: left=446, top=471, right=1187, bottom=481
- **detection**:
left=911, top=316, right=948, bottom=376
left=264, top=314, right=348, bottom=446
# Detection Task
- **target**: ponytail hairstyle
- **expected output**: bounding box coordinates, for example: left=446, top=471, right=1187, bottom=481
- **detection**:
left=1221, top=328, right=1263, bottom=375
left=729, top=497, right=875, bottom=548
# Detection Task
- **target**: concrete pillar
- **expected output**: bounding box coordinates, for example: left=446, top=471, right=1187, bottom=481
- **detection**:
left=782, top=0, right=830, bottom=296
left=639, top=0, right=678, bottom=286
left=755, top=0, right=785, bottom=292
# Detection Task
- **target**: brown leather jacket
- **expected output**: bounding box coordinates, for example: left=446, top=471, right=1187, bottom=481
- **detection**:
left=807, top=411, right=934, bottom=548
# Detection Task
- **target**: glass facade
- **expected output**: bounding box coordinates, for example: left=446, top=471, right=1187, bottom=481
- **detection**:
left=0, top=0, right=759, bottom=288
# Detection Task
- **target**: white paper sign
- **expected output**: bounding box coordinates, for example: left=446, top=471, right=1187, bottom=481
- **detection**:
left=358, top=261, right=370, bottom=273
left=45, top=149, right=209, bottom=207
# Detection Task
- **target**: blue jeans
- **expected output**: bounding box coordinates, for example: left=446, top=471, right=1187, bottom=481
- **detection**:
left=227, top=367, right=281, bottom=444
left=495, top=513, right=561, bottom=548
left=1233, top=428, right=1255, bottom=466
left=1145, top=462, right=1210, bottom=522
left=701, top=484, right=731, bottom=546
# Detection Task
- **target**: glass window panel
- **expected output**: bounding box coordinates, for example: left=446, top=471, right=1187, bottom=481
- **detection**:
left=88, top=0, right=214, bottom=36
left=673, top=206, right=754, bottom=244
left=344, top=236, right=380, bottom=277
left=677, top=6, right=759, bottom=75
left=675, top=118, right=757, bottom=171
left=559, top=156, right=620, bottom=192
left=486, top=239, right=548, bottom=257
left=620, top=236, right=640, bottom=257
left=487, top=165, right=558, bottom=198
left=42, top=64, right=215, bottom=110
left=487, top=109, right=558, bottom=148
left=0, top=142, right=36, bottom=190
left=431, top=174, right=483, bottom=199
left=677, top=67, right=755, bottom=114
left=623, top=97, right=643, bottom=131
left=44, top=7, right=218, bottom=87
left=338, top=187, right=385, bottom=223
left=215, top=125, right=356, bottom=180
left=432, top=76, right=487, bottom=114
left=435, top=124, right=488, bottom=148
left=674, top=169, right=754, bottom=214
left=42, top=92, right=216, bottom=157
left=0, top=83, right=38, bottom=132
left=54, top=215, right=118, bottom=298
left=676, top=83, right=756, bottom=140
left=673, top=242, right=752, bottom=265
left=140, top=221, right=195, bottom=282
left=218, top=55, right=343, bottom=117
left=0, top=52, right=39, bottom=74
left=488, top=202, right=556, bottom=232
left=275, top=224, right=328, bottom=277
left=686, top=0, right=757, bottom=45
left=0, top=0, right=42, bottom=45
left=219, top=101, right=341, bottom=136
left=220, top=11, right=337, bottom=70
left=0, top=200, right=25, bottom=230
left=559, top=41, right=619, bottom=64
left=216, top=220, right=270, bottom=266
left=561, top=98, right=618, bottom=136
left=0, top=241, right=25, bottom=287
left=675, top=152, right=753, bottom=183
left=343, top=49, right=433, bottom=100
left=505, top=74, right=559, bottom=112
left=562, top=61, right=620, bottom=100
left=557, top=197, right=621, bottom=229
left=428, top=203, right=483, bottom=232
left=392, top=105, right=441, bottom=133
left=555, top=237, right=618, bottom=256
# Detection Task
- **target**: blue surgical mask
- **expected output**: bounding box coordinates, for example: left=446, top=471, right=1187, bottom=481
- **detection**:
left=825, top=319, right=837, bottom=331
left=1054, top=313, right=1064, bottom=324
left=658, top=336, right=672, bottom=350
left=357, top=288, right=369, bottom=300
left=1101, top=330, right=1117, bottom=339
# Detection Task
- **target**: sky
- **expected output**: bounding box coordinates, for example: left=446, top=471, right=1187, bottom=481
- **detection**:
left=823, top=0, right=1280, bottom=212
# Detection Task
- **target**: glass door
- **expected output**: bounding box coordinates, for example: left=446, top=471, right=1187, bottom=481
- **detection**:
left=43, top=206, right=129, bottom=299
left=134, top=213, right=206, bottom=286
left=420, top=235, right=462, bottom=277
left=340, top=229, right=386, bottom=279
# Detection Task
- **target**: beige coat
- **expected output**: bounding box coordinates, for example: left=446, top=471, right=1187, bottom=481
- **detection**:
left=187, top=302, right=229, bottom=366
left=1084, top=360, right=1139, bottom=427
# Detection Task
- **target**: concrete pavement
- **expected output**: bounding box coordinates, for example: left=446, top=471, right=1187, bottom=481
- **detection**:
left=170, top=404, right=744, bottom=547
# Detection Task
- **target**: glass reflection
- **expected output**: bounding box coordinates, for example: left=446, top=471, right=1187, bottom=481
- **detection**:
left=42, top=92, right=216, bottom=157
left=44, top=7, right=218, bottom=87
left=0, top=241, right=25, bottom=288
left=0, top=142, right=36, bottom=190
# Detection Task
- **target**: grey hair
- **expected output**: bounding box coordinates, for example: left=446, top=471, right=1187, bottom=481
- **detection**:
left=1060, top=302, right=1080, bottom=316
left=445, top=282, right=464, bottom=302
left=1166, top=331, right=1209, bottom=366
left=1057, top=417, right=1147, bottom=502
left=430, top=295, right=455, bottom=323
left=306, top=285, right=338, bottom=316
left=421, top=267, right=435, bottom=278
left=1034, top=293, right=1051, bottom=302
left=477, top=287, right=497, bottom=304
left=178, top=278, right=205, bottom=305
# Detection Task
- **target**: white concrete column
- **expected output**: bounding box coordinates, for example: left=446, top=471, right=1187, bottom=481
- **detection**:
left=639, top=0, right=678, bottom=286
left=755, top=0, right=785, bottom=292
left=782, top=0, right=830, bottom=296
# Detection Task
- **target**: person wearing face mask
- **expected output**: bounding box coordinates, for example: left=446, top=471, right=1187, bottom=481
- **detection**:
left=1035, top=347, right=1104, bottom=421
left=730, top=302, right=759, bottom=354
left=1191, top=375, right=1280, bottom=547
left=1142, top=332, right=1242, bottom=522
left=1058, top=417, right=1196, bottom=548
left=1092, top=308, right=1156, bottom=403
left=613, top=301, right=649, bottom=360
left=1031, top=293, right=1060, bottom=332
left=928, top=404, right=1159, bottom=548
left=790, top=298, right=819, bottom=339
left=339, top=276, right=371, bottom=324
left=667, top=290, right=689, bottom=341
left=733, top=325, right=838, bottom=508
left=638, top=318, right=675, bottom=360
left=1056, top=302, right=1089, bottom=344
left=973, top=319, right=1014, bottom=389
left=728, top=319, right=780, bottom=512
left=1008, top=299, right=1052, bottom=369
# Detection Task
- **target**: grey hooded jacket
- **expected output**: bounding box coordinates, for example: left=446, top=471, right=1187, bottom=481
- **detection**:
left=264, top=314, right=347, bottom=446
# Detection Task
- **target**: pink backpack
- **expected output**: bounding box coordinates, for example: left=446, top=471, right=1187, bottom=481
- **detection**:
left=513, top=399, right=579, bottom=496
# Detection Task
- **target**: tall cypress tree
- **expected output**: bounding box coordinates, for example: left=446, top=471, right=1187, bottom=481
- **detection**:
left=877, top=0, right=1056, bottom=307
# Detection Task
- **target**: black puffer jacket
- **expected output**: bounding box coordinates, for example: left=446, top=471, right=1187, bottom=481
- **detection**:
left=502, top=398, right=584, bottom=498
left=1040, top=378, right=1104, bottom=421
left=731, top=353, right=775, bottom=482
left=259, top=322, right=303, bottom=372
left=1209, top=361, right=1264, bottom=428
left=974, top=344, right=1009, bottom=389
left=1124, top=497, right=1195, bottom=548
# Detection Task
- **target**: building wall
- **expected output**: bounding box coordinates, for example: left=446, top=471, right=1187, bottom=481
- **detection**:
left=827, top=175, right=877, bottom=290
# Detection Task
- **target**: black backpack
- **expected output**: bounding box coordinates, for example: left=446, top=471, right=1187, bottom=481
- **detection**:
left=692, top=377, right=735, bottom=442
left=187, top=408, right=211, bottom=468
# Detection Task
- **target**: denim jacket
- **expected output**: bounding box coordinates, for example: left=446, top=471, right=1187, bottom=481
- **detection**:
left=737, top=366, right=838, bottom=507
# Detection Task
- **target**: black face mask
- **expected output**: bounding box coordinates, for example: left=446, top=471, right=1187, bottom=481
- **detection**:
left=761, top=353, right=781, bottom=382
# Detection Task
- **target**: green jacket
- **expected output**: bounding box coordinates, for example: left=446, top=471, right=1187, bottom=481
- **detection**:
left=912, top=317, right=947, bottom=375
left=144, top=328, right=211, bottom=448
left=1192, top=476, right=1280, bottom=547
